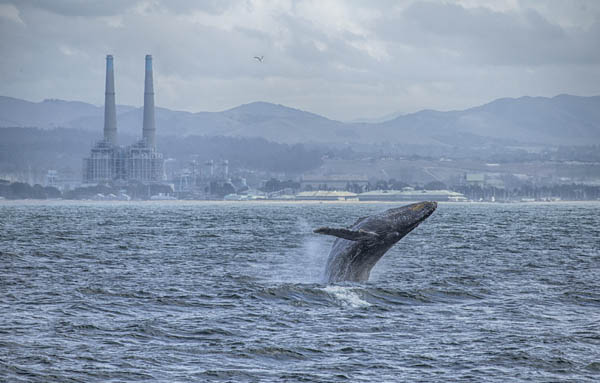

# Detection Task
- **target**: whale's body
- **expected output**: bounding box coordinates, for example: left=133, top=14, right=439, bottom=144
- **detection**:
left=315, top=202, right=437, bottom=283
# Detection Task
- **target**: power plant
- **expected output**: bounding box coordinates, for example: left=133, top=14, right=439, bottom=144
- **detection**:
left=83, top=55, right=164, bottom=184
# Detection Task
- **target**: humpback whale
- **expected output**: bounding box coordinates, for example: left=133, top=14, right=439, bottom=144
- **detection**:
left=315, top=201, right=437, bottom=283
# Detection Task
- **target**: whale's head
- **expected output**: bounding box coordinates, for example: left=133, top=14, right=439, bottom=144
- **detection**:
left=370, top=201, right=437, bottom=244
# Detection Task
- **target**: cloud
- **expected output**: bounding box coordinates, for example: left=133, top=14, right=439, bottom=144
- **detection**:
left=0, top=3, right=24, bottom=24
left=395, top=2, right=599, bottom=66
left=11, top=0, right=137, bottom=17
left=0, top=0, right=599, bottom=120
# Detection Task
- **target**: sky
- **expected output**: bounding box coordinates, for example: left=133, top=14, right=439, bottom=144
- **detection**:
left=0, top=0, right=599, bottom=121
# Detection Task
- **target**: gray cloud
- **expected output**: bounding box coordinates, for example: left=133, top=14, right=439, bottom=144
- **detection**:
left=7, top=0, right=137, bottom=17
left=0, top=0, right=598, bottom=120
left=395, top=2, right=599, bottom=66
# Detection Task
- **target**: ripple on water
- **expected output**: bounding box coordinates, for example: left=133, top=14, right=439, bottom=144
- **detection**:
left=1, top=201, right=599, bottom=382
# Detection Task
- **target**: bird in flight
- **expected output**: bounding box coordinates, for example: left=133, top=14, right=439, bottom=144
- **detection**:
left=254, top=55, right=264, bottom=63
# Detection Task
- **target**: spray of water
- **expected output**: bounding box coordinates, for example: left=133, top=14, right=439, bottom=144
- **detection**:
left=266, top=217, right=330, bottom=284
left=262, top=217, right=373, bottom=308
left=293, top=217, right=330, bottom=283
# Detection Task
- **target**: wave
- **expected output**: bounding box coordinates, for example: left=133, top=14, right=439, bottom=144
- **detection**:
left=253, top=281, right=485, bottom=309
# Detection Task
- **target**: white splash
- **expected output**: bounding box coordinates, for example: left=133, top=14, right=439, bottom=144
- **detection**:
left=324, top=285, right=371, bottom=308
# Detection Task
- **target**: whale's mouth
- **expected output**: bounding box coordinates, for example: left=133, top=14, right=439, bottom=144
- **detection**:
left=416, top=201, right=437, bottom=225
left=422, top=201, right=437, bottom=219
left=392, top=201, right=437, bottom=235
left=401, top=201, right=437, bottom=218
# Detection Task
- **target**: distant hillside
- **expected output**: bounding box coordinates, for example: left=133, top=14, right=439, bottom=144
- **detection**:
left=1, top=94, right=599, bottom=146
left=0, top=127, right=324, bottom=180
left=0, top=96, right=134, bottom=129
left=444, top=95, right=600, bottom=144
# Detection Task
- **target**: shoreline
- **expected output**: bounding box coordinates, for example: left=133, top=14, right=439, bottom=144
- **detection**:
left=1, top=199, right=599, bottom=206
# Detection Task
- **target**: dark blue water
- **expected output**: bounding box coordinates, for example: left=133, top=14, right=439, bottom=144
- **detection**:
left=1, top=201, right=599, bottom=382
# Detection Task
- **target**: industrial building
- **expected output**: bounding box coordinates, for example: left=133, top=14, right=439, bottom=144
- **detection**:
left=357, top=189, right=467, bottom=202
left=299, top=174, right=369, bottom=191
left=294, top=189, right=467, bottom=202
left=83, top=55, right=164, bottom=184
left=295, top=191, right=358, bottom=201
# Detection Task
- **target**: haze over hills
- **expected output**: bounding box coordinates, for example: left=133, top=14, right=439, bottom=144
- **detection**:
left=1, top=94, right=599, bottom=147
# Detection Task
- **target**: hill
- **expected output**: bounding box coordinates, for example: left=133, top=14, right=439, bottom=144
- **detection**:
left=1, top=94, right=599, bottom=146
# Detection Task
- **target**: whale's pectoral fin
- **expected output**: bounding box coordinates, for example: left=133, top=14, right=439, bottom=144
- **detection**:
left=314, top=227, right=380, bottom=241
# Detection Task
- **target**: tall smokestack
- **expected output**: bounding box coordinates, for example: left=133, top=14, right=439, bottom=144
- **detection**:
left=143, top=54, right=156, bottom=148
left=103, top=55, right=117, bottom=145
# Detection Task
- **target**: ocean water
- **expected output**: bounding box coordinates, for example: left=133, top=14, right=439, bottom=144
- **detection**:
left=1, top=201, right=599, bottom=382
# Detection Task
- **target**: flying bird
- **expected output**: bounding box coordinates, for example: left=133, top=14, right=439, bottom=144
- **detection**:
left=254, top=55, right=264, bottom=63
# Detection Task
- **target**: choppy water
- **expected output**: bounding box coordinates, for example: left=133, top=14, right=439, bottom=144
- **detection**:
left=1, top=201, right=599, bottom=382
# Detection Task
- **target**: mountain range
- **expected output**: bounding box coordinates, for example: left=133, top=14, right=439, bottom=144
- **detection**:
left=1, top=94, right=599, bottom=147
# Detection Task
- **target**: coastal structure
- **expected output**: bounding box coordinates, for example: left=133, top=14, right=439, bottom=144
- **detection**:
left=83, top=55, right=164, bottom=184
left=294, top=189, right=467, bottom=201
left=295, top=191, right=358, bottom=201
left=300, top=175, right=369, bottom=190
left=357, top=189, right=467, bottom=202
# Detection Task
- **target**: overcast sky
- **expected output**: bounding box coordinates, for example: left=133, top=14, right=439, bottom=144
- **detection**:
left=0, top=0, right=599, bottom=120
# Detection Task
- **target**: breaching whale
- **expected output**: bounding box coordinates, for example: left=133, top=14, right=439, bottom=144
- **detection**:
left=315, top=201, right=437, bottom=283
